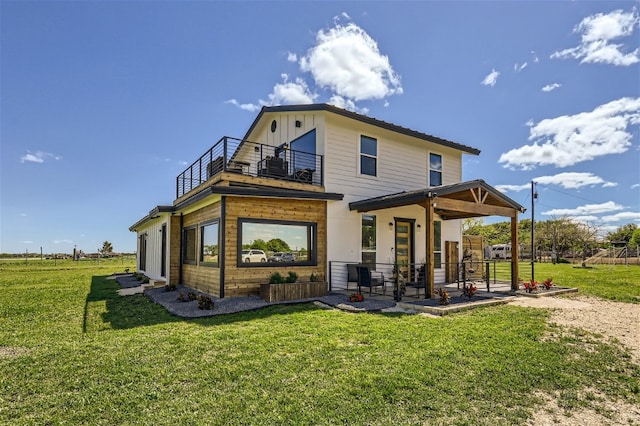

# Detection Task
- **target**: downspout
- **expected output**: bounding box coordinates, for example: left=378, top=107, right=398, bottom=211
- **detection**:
left=219, top=197, right=226, bottom=299
left=179, top=213, right=184, bottom=285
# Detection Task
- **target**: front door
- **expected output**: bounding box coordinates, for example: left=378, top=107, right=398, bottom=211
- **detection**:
left=445, top=241, right=459, bottom=283
left=395, top=219, right=414, bottom=280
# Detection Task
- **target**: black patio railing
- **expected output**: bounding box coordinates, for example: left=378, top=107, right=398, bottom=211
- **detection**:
left=328, top=260, right=512, bottom=300
left=176, top=136, right=324, bottom=198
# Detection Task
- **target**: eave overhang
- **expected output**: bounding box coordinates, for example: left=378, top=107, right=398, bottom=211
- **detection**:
left=130, top=186, right=343, bottom=232
left=349, top=179, right=525, bottom=220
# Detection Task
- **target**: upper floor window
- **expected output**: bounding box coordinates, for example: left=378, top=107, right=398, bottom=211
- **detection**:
left=429, top=153, right=442, bottom=187
left=360, top=135, right=377, bottom=177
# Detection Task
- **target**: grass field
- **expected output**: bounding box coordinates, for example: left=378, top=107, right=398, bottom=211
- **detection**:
left=490, top=261, right=640, bottom=303
left=1, top=259, right=638, bottom=425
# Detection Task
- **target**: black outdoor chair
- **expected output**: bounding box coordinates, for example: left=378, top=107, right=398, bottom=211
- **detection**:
left=355, top=265, right=386, bottom=295
left=405, top=265, right=426, bottom=297
left=346, top=263, right=360, bottom=290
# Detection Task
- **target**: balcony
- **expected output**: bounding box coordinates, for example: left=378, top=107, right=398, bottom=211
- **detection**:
left=176, top=137, right=324, bottom=199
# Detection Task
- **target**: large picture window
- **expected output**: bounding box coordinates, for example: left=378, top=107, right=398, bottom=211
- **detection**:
left=183, top=226, right=197, bottom=264
left=238, top=218, right=317, bottom=267
left=200, top=220, right=219, bottom=267
left=361, top=214, right=376, bottom=267
left=429, top=153, right=442, bottom=187
left=360, top=135, right=377, bottom=177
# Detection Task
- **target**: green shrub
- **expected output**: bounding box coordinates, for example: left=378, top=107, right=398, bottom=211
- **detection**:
left=269, top=272, right=285, bottom=284
left=309, top=273, right=323, bottom=282
left=196, top=295, right=214, bottom=310
left=285, top=271, right=298, bottom=283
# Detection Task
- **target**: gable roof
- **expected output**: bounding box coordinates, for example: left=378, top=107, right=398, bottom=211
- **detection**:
left=243, top=103, right=481, bottom=155
left=348, top=179, right=525, bottom=220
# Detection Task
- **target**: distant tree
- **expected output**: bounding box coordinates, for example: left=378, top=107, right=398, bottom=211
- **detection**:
left=462, top=218, right=484, bottom=236
left=101, top=241, right=113, bottom=255
left=266, top=238, right=291, bottom=252
left=629, top=228, right=640, bottom=248
left=607, top=223, right=637, bottom=244
left=249, top=239, right=268, bottom=251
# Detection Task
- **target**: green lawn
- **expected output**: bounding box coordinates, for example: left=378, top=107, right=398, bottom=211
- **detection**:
left=1, top=259, right=638, bottom=425
left=491, top=261, right=640, bottom=303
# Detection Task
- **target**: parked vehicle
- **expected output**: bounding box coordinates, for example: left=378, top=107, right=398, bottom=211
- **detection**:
left=268, top=252, right=284, bottom=262
left=281, top=252, right=296, bottom=262
left=242, top=249, right=267, bottom=263
left=490, top=244, right=512, bottom=259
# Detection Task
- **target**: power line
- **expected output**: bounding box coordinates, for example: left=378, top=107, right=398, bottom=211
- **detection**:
left=543, top=186, right=602, bottom=204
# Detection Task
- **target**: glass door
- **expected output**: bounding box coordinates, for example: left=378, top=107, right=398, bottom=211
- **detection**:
left=395, top=219, right=414, bottom=280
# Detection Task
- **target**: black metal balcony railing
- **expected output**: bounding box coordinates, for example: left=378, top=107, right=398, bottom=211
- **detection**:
left=176, top=137, right=324, bottom=198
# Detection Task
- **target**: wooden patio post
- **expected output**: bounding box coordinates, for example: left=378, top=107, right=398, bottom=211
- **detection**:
left=425, top=199, right=435, bottom=298
left=510, top=214, right=519, bottom=291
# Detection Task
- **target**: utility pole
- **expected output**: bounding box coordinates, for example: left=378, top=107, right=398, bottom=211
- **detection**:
left=531, top=181, right=537, bottom=280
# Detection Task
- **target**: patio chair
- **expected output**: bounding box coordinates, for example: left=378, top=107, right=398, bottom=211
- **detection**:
left=405, top=265, right=425, bottom=297
left=356, top=265, right=386, bottom=295
left=346, top=263, right=360, bottom=290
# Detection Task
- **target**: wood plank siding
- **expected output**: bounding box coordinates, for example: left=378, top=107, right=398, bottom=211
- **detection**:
left=223, top=196, right=327, bottom=298
left=173, top=195, right=328, bottom=298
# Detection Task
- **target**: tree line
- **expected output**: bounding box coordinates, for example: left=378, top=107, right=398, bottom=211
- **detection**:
left=463, top=218, right=639, bottom=258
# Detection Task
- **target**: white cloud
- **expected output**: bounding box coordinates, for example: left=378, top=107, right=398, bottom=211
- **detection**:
left=328, top=95, right=369, bottom=115
left=542, top=83, right=561, bottom=92
left=495, top=184, right=528, bottom=192
left=514, top=62, right=527, bottom=72
left=496, top=172, right=616, bottom=192
left=601, top=211, right=640, bottom=222
left=499, top=97, right=640, bottom=170
left=481, top=69, right=500, bottom=87
left=632, top=183, right=640, bottom=189
left=542, top=201, right=624, bottom=216
left=569, top=215, right=600, bottom=223
left=20, top=150, right=62, bottom=163
left=262, top=74, right=317, bottom=105
left=551, top=8, right=640, bottom=66
left=299, top=22, right=402, bottom=102
left=287, top=52, right=297, bottom=62
left=531, top=51, right=539, bottom=63
left=225, top=99, right=260, bottom=112
left=54, top=239, right=74, bottom=244
left=22, top=240, right=33, bottom=244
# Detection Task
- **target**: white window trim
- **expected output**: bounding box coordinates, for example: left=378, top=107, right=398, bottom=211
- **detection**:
left=429, top=152, right=443, bottom=187
left=358, top=134, right=378, bottom=178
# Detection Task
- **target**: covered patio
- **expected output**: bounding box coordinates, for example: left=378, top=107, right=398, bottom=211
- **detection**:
left=347, top=179, right=526, bottom=298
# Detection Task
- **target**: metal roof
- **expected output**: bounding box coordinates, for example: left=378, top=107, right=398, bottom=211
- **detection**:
left=348, top=179, right=525, bottom=219
left=243, top=103, right=481, bottom=156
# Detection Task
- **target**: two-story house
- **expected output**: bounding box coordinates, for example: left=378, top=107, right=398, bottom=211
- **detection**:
left=129, top=104, right=524, bottom=299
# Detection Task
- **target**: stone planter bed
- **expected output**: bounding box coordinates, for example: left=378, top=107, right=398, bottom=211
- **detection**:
left=516, top=286, right=578, bottom=298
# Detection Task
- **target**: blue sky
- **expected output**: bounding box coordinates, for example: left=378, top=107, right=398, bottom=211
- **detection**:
left=1, top=1, right=639, bottom=254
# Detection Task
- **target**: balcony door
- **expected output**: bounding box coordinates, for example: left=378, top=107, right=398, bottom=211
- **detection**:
left=395, top=219, right=414, bottom=280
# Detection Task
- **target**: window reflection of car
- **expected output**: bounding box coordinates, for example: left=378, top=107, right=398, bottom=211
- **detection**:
left=242, top=249, right=267, bottom=263
left=269, top=252, right=284, bottom=262
left=281, top=252, right=296, bottom=262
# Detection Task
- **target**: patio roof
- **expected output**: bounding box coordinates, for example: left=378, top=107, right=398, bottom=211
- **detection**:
left=348, top=179, right=525, bottom=220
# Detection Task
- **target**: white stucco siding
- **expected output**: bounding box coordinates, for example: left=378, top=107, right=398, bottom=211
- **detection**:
left=135, top=215, right=170, bottom=282
left=328, top=201, right=460, bottom=286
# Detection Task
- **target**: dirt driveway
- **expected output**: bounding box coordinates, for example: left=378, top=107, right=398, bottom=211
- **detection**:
left=509, top=295, right=640, bottom=425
